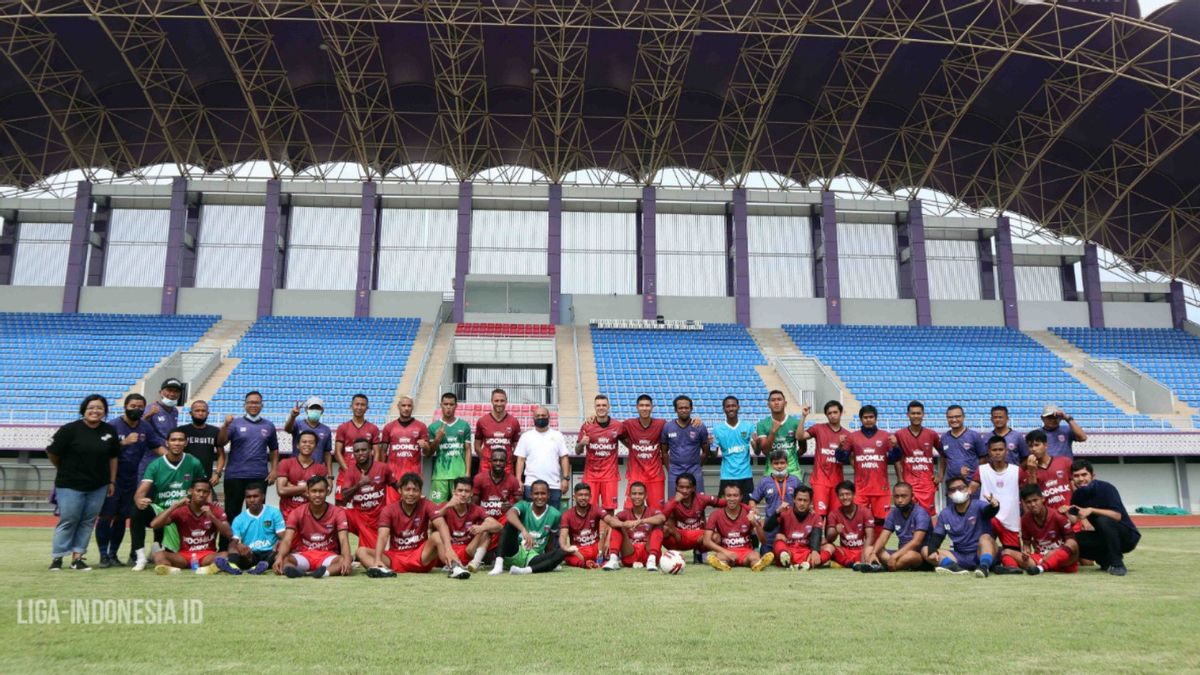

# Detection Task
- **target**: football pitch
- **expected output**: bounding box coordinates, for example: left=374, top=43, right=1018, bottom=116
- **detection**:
left=2, top=527, right=1198, bottom=674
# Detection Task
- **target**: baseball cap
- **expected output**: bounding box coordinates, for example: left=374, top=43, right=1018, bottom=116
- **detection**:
left=161, top=378, right=184, bottom=390
left=1041, top=404, right=1062, bottom=418
left=304, top=396, right=325, bottom=410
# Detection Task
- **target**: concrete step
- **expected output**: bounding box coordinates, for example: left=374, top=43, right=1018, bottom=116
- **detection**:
left=753, top=365, right=805, bottom=415
left=190, top=358, right=243, bottom=404
left=408, top=322, right=456, bottom=418
left=1026, top=330, right=1142, bottom=416
left=392, top=321, right=434, bottom=412
left=750, top=327, right=860, bottom=417
left=555, top=326, right=581, bottom=423
left=124, top=318, right=253, bottom=404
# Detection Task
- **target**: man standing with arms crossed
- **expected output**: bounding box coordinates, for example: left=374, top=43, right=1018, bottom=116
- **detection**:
left=428, top=392, right=472, bottom=503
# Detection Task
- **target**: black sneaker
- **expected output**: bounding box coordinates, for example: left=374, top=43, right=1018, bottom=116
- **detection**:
left=851, top=562, right=865, bottom=572
left=108, top=555, right=125, bottom=567
left=366, top=566, right=396, bottom=578
left=1025, top=565, right=1043, bottom=576
left=283, top=565, right=305, bottom=578
left=49, top=557, right=63, bottom=571
left=97, top=555, right=112, bottom=569
left=935, top=562, right=969, bottom=575
left=70, top=558, right=92, bottom=571
left=308, top=565, right=327, bottom=579
left=992, top=565, right=1023, bottom=575
left=866, top=562, right=883, bottom=573
left=974, top=565, right=989, bottom=578
left=127, top=554, right=137, bottom=567
left=1108, top=564, right=1128, bottom=577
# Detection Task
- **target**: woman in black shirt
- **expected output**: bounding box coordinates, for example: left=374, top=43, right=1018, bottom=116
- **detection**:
left=47, top=394, right=119, bottom=571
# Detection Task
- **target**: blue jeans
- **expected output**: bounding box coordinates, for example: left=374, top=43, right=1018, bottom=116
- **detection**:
left=52, top=486, right=107, bottom=558
left=522, top=485, right=563, bottom=509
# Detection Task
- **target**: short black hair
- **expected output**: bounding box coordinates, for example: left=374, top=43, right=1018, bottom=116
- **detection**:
left=990, top=405, right=1009, bottom=415
left=945, top=475, right=968, bottom=489
left=307, top=474, right=329, bottom=489
left=987, top=435, right=1007, bottom=448
left=767, top=390, right=785, bottom=399
left=673, top=395, right=693, bottom=409
left=79, top=394, right=109, bottom=418
left=769, top=450, right=788, bottom=463
left=629, top=481, right=646, bottom=492
left=1025, top=429, right=1048, bottom=445
left=674, top=473, right=696, bottom=487
left=352, top=393, right=369, bottom=404
left=893, top=481, right=912, bottom=493
left=823, top=400, right=843, bottom=414
left=836, top=480, right=856, bottom=494
left=399, top=472, right=423, bottom=489
left=352, top=437, right=372, bottom=448
left=297, top=430, right=318, bottom=443
left=907, top=400, right=924, bottom=411
left=441, top=392, right=457, bottom=403
left=1071, top=458, right=1094, bottom=475
left=124, top=393, right=146, bottom=406
left=794, top=485, right=814, bottom=499
left=637, top=394, right=653, bottom=405
left=244, top=482, right=267, bottom=494
left=190, top=477, right=213, bottom=491
left=530, top=479, right=550, bottom=492
left=946, top=404, right=963, bottom=414
left=860, top=405, right=877, bottom=417
left=574, top=482, right=591, bottom=493
left=1019, top=484, right=1043, bottom=501
left=167, top=428, right=188, bottom=441
left=245, top=390, right=262, bottom=401
left=453, top=476, right=472, bottom=490
left=722, top=395, right=739, bottom=406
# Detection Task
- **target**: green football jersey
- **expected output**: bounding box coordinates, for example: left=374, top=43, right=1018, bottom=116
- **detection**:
left=756, top=416, right=803, bottom=478
left=429, top=418, right=472, bottom=480
left=142, top=454, right=206, bottom=509
left=509, top=501, right=561, bottom=555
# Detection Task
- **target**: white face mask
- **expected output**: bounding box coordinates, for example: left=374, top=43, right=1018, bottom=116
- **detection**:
left=161, top=397, right=178, bottom=408
left=950, top=490, right=970, bottom=505
left=245, top=413, right=262, bottom=422
left=771, top=469, right=789, bottom=478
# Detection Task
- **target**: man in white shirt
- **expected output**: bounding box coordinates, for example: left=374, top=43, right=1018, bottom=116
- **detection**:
left=514, top=406, right=571, bottom=508
left=971, top=435, right=1024, bottom=574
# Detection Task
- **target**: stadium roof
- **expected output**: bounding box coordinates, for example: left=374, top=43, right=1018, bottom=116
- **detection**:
left=1, top=1, right=1199, bottom=281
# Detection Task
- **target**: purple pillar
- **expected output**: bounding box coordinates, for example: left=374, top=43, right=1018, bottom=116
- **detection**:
left=1169, top=280, right=1187, bottom=330
left=907, top=200, right=932, bottom=326
left=0, top=218, right=18, bottom=285
left=820, top=191, right=841, bottom=325
left=641, top=186, right=657, bottom=320
left=548, top=184, right=562, bottom=325
left=257, top=179, right=281, bottom=318
left=995, top=216, right=1020, bottom=329
left=62, top=181, right=93, bottom=313
left=1060, top=263, right=1079, bottom=302
left=977, top=234, right=996, bottom=300
left=161, top=177, right=187, bottom=315
left=731, top=188, right=750, bottom=326
left=355, top=181, right=377, bottom=318
left=180, top=198, right=201, bottom=288
left=1082, top=242, right=1104, bottom=328
left=452, top=181, right=472, bottom=323
left=85, top=201, right=109, bottom=287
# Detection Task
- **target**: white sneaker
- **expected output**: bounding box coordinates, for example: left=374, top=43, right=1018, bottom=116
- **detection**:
left=509, top=566, right=532, bottom=575
left=632, top=562, right=645, bottom=569
left=488, top=561, right=505, bottom=576
left=645, top=555, right=657, bottom=571
left=601, top=556, right=622, bottom=571
left=131, top=549, right=147, bottom=572
left=448, top=564, right=471, bottom=580
left=351, top=561, right=362, bottom=570
left=798, top=561, right=811, bottom=571
left=779, top=551, right=793, bottom=569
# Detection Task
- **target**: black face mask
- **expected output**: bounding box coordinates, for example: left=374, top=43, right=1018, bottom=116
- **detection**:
left=125, top=408, right=144, bottom=422
left=191, top=415, right=208, bottom=426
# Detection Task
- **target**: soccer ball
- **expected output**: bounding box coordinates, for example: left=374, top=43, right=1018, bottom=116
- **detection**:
left=658, top=550, right=685, bottom=575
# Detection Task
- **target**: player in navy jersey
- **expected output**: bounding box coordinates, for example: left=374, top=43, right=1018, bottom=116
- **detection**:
left=869, top=482, right=933, bottom=572
left=925, top=476, right=999, bottom=577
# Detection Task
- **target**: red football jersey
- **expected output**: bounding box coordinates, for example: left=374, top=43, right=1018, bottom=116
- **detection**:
left=577, top=419, right=624, bottom=481
left=561, top=505, right=609, bottom=547
left=381, top=418, right=429, bottom=479
left=472, top=472, right=523, bottom=519
left=662, top=492, right=724, bottom=531
left=277, top=457, right=330, bottom=517
left=893, top=427, right=941, bottom=488
left=705, top=506, right=755, bottom=549
left=843, top=430, right=893, bottom=496
left=1019, top=456, right=1074, bottom=510
left=336, top=459, right=394, bottom=516
left=379, top=498, right=439, bottom=551
left=826, top=505, right=871, bottom=548
left=615, top=505, right=662, bottom=543
left=474, top=413, right=521, bottom=475
left=335, top=420, right=381, bottom=463
left=437, top=502, right=490, bottom=546
left=805, top=424, right=848, bottom=485
left=621, top=418, right=666, bottom=481
left=169, top=503, right=227, bottom=553
left=778, top=508, right=823, bottom=547
left=1021, top=509, right=1074, bottom=555
left=286, top=503, right=349, bottom=553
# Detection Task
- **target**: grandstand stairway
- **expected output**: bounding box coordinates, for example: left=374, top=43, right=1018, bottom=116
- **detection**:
left=748, top=328, right=859, bottom=416
left=554, top=325, right=582, bottom=425
left=574, top=325, right=600, bottom=410
left=392, top=321, right=435, bottom=416
left=408, top=322, right=456, bottom=418
left=184, top=319, right=255, bottom=403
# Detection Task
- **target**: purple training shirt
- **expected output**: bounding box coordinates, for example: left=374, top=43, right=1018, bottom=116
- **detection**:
left=225, top=416, right=279, bottom=480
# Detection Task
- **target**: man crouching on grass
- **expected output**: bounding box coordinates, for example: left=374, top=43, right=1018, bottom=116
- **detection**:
left=273, top=475, right=353, bottom=578
left=149, top=478, right=231, bottom=575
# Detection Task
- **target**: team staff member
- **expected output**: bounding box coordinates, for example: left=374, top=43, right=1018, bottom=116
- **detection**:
left=95, top=393, right=149, bottom=567
left=940, top=405, right=987, bottom=485
left=284, top=396, right=334, bottom=472
left=1039, top=405, right=1087, bottom=460
left=140, top=378, right=185, bottom=479
left=175, top=399, right=224, bottom=483
left=514, top=407, right=571, bottom=505
left=47, top=395, right=119, bottom=571
left=1068, top=459, right=1139, bottom=577
left=989, top=405, right=1028, bottom=466
left=217, top=391, right=278, bottom=546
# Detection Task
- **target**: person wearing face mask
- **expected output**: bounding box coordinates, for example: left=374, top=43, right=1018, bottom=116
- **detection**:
left=869, top=482, right=933, bottom=572
left=95, top=393, right=150, bottom=567
left=284, top=396, right=334, bottom=475
left=217, top=390, right=279, bottom=547
left=749, top=450, right=802, bottom=552
left=513, top=406, right=571, bottom=507
left=174, top=399, right=224, bottom=485
left=924, top=475, right=1000, bottom=577
left=140, top=378, right=185, bottom=479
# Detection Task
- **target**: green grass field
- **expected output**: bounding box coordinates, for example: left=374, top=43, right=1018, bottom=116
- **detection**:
left=1, top=527, right=1198, bottom=674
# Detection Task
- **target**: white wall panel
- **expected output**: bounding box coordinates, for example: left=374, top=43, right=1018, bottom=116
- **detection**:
left=1015, top=265, right=1064, bottom=301
left=927, top=239, right=981, bottom=301
left=562, top=211, right=637, bottom=294
left=469, top=210, right=548, bottom=276
left=656, top=213, right=726, bottom=296
left=378, top=209, right=457, bottom=293
left=839, top=222, right=898, bottom=299
left=285, top=206, right=359, bottom=290
left=748, top=215, right=814, bottom=298
left=12, top=222, right=71, bottom=286
left=194, top=204, right=265, bottom=289
left=103, top=209, right=170, bottom=287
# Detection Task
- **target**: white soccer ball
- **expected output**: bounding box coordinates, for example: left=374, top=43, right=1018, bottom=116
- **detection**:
left=658, top=550, right=685, bottom=575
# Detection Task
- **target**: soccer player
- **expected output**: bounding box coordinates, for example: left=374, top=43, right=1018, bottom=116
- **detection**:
left=283, top=395, right=334, bottom=473
left=925, top=476, right=1000, bottom=577
left=436, top=477, right=501, bottom=573
left=175, top=399, right=224, bottom=487
left=703, top=483, right=773, bottom=572
left=822, top=481, right=878, bottom=572
left=1039, top=405, right=1087, bottom=459
left=620, top=395, right=668, bottom=508
left=490, top=480, right=565, bottom=575
left=1020, top=429, right=1074, bottom=511
left=131, top=429, right=207, bottom=571
left=662, top=473, right=724, bottom=554
left=380, top=395, right=429, bottom=501
left=1013, top=484, right=1079, bottom=575
left=890, top=400, right=943, bottom=515
left=756, top=390, right=807, bottom=480
left=274, top=475, right=353, bottom=578
left=869, top=482, right=932, bottom=572
left=835, top=405, right=898, bottom=525
left=798, top=400, right=849, bottom=516
left=749, top=450, right=803, bottom=551
left=215, top=482, right=283, bottom=575
left=337, top=438, right=397, bottom=552
left=662, top=395, right=711, bottom=494
left=1068, top=459, right=1140, bottom=576
left=473, top=446, right=524, bottom=555
left=940, top=405, right=987, bottom=484
left=602, top=482, right=667, bottom=571
left=713, top=396, right=759, bottom=501
left=474, top=388, right=521, bottom=477
left=575, top=395, right=624, bottom=510
left=148, top=478, right=230, bottom=575
left=560, top=483, right=624, bottom=569
left=362, top=473, right=459, bottom=578
left=96, top=393, right=149, bottom=567
left=141, top=378, right=185, bottom=476
left=514, top=406, right=570, bottom=504
left=970, top=436, right=1022, bottom=574
left=276, top=430, right=330, bottom=519
left=334, top=393, right=382, bottom=471
left=767, top=486, right=826, bottom=570
left=428, top=392, right=472, bottom=503
left=989, top=405, right=1029, bottom=466
left=217, top=391, right=278, bottom=540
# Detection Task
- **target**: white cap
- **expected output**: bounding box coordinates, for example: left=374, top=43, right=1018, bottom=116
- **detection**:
left=304, top=396, right=325, bottom=410
left=1041, top=404, right=1062, bottom=418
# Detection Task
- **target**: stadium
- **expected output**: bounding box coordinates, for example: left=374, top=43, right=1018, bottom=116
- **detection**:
left=1, top=0, right=1198, bottom=671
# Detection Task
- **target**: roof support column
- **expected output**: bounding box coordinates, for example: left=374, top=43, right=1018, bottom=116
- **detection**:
left=1083, top=242, right=1104, bottom=328
left=452, top=181, right=472, bottom=323
left=1060, top=262, right=1079, bottom=301
left=85, top=199, right=110, bottom=287
left=977, top=233, right=996, bottom=300
left=0, top=217, right=18, bottom=285
left=640, top=185, right=657, bottom=320
left=256, top=179, right=282, bottom=319
left=548, top=184, right=562, bottom=325
left=354, top=181, right=377, bottom=318
left=819, top=191, right=841, bottom=325
left=731, top=188, right=750, bottom=326
left=906, top=200, right=932, bottom=326
left=995, top=216, right=1020, bottom=329
left=62, top=181, right=93, bottom=313
left=1169, top=280, right=1187, bottom=330
left=161, top=176, right=187, bottom=315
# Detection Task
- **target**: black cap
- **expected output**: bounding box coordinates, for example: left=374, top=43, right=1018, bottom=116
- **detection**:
left=161, top=378, right=184, bottom=390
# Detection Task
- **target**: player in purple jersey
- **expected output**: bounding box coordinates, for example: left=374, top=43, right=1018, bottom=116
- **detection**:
left=217, top=390, right=279, bottom=547
left=1039, top=404, right=1087, bottom=459
left=96, top=393, right=150, bottom=567
left=140, top=378, right=184, bottom=476
left=925, top=476, right=1000, bottom=577
left=940, top=405, right=988, bottom=485
left=869, top=482, right=933, bottom=572
left=989, top=406, right=1029, bottom=466
left=661, top=396, right=711, bottom=494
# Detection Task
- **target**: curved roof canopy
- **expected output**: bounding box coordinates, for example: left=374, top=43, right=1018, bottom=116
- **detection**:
left=1, top=0, right=1199, bottom=280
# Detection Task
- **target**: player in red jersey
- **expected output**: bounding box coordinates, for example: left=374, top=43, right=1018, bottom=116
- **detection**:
left=149, top=478, right=230, bottom=574
left=835, top=405, right=899, bottom=525
left=799, top=400, right=850, bottom=516
left=575, top=395, right=625, bottom=510
left=276, top=430, right=330, bottom=519
left=334, top=393, right=382, bottom=470
left=436, top=477, right=501, bottom=573
left=473, top=446, right=524, bottom=554
left=1012, top=484, right=1079, bottom=574
left=473, top=388, right=522, bottom=477
left=703, top=483, right=773, bottom=572
left=380, top=396, right=429, bottom=502
left=620, top=395, right=668, bottom=508
left=601, top=482, right=667, bottom=571
left=662, top=473, right=725, bottom=553
left=336, top=438, right=398, bottom=551
left=767, top=485, right=828, bottom=570
left=361, top=472, right=461, bottom=578
left=1020, top=429, right=1075, bottom=512
left=822, top=481, right=878, bottom=571
left=273, top=476, right=353, bottom=578
left=890, top=401, right=943, bottom=514
left=560, top=482, right=624, bottom=569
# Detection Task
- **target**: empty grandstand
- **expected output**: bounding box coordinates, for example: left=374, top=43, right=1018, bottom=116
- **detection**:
left=1052, top=327, right=1200, bottom=413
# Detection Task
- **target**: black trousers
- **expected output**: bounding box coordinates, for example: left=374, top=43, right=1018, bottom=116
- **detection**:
left=221, top=478, right=263, bottom=549
left=130, top=504, right=163, bottom=552
left=228, top=550, right=276, bottom=569
left=1076, top=515, right=1140, bottom=568
left=498, top=523, right=565, bottom=573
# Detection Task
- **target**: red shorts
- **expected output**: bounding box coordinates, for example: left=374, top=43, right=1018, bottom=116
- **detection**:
left=487, top=514, right=508, bottom=551
left=991, top=518, right=1021, bottom=548
left=625, top=477, right=665, bottom=510
left=911, top=486, right=936, bottom=515
left=831, top=546, right=864, bottom=568
left=772, top=541, right=814, bottom=565
left=564, top=544, right=599, bottom=568
left=293, top=549, right=338, bottom=570
left=584, top=475, right=619, bottom=511
left=854, top=493, right=890, bottom=521
left=725, top=547, right=755, bottom=567
left=1031, top=550, right=1079, bottom=574
left=621, top=543, right=654, bottom=566
left=451, top=543, right=470, bottom=563
left=385, top=544, right=436, bottom=573
left=180, top=549, right=216, bottom=563
left=664, top=528, right=706, bottom=551
left=810, top=481, right=839, bottom=516
left=346, top=509, right=380, bottom=550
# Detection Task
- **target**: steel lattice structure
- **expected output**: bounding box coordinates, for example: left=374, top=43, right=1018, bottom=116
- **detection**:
left=0, top=0, right=1198, bottom=282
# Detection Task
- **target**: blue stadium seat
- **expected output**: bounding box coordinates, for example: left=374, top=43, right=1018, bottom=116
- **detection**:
left=1051, top=327, right=1200, bottom=415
